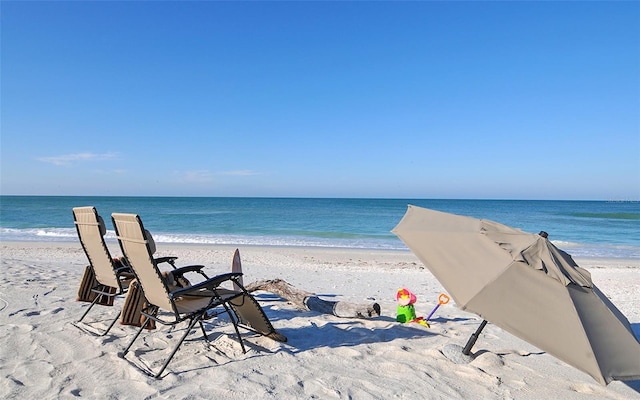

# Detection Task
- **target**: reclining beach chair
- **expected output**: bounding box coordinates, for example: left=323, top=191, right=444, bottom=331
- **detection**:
left=111, top=212, right=286, bottom=378
left=73, top=206, right=135, bottom=335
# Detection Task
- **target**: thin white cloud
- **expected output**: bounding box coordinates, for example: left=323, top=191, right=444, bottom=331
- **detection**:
left=219, top=170, right=261, bottom=176
left=94, top=168, right=127, bottom=175
left=37, top=152, right=119, bottom=166
left=182, top=170, right=216, bottom=183
left=180, top=169, right=262, bottom=183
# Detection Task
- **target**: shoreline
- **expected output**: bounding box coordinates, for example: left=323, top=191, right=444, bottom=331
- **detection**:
left=2, top=240, right=638, bottom=268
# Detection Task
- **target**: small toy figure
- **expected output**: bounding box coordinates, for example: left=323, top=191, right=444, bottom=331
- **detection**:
left=396, top=288, right=429, bottom=327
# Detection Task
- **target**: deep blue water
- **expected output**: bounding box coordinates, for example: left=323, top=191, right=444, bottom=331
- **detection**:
left=0, top=196, right=638, bottom=259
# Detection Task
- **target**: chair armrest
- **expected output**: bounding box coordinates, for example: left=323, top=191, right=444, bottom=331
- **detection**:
left=115, top=265, right=132, bottom=274
left=113, top=258, right=133, bottom=274
left=171, top=264, right=209, bottom=280
left=155, top=256, right=178, bottom=268
left=170, top=272, right=243, bottom=297
left=118, top=271, right=136, bottom=280
left=172, top=265, right=206, bottom=274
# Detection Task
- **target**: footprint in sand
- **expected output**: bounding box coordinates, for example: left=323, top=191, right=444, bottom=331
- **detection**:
left=453, top=363, right=501, bottom=386
left=3, top=324, right=35, bottom=335
left=570, top=382, right=608, bottom=396
left=208, top=334, right=249, bottom=359
left=8, top=308, right=27, bottom=317
left=0, top=297, right=9, bottom=312
left=8, top=360, right=54, bottom=389
left=36, top=307, right=64, bottom=316
left=471, top=352, right=505, bottom=370
left=7, top=376, right=25, bottom=388
left=301, top=378, right=342, bottom=398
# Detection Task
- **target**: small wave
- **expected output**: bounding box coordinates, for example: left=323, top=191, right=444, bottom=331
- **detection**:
left=0, top=227, right=78, bottom=241
left=550, top=240, right=581, bottom=248
left=150, top=232, right=405, bottom=250
left=160, top=210, right=235, bottom=216
left=35, top=228, right=78, bottom=238
left=1, top=227, right=638, bottom=257
left=568, top=212, right=640, bottom=220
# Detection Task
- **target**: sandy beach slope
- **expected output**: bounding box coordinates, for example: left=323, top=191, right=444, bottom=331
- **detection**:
left=1, top=241, right=639, bottom=399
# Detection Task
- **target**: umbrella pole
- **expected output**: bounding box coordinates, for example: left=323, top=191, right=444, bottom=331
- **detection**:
left=462, top=320, right=488, bottom=355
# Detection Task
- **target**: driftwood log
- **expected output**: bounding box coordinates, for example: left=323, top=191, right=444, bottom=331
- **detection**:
left=245, top=278, right=381, bottom=319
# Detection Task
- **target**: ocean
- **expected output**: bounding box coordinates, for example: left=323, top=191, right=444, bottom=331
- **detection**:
left=0, top=196, right=638, bottom=260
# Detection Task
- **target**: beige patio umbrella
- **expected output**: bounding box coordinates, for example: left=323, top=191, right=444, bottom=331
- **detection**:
left=392, top=205, right=640, bottom=385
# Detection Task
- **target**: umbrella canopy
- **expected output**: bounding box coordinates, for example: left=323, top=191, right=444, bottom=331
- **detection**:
left=392, top=205, right=640, bottom=385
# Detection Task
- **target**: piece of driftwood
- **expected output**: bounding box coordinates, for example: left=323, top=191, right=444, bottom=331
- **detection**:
left=245, top=278, right=381, bottom=319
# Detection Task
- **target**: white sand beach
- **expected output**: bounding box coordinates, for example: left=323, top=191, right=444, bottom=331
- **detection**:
left=1, top=241, right=639, bottom=399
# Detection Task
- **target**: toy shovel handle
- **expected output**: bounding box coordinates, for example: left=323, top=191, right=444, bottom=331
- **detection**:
left=426, top=293, right=450, bottom=322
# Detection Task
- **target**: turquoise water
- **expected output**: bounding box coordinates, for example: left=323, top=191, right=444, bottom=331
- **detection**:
left=0, top=196, right=638, bottom=259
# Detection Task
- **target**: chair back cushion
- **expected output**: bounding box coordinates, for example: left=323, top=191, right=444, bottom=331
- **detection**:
left=73, top=207, right=120, bottom=289
left=112, top=213, right=173, bottom=312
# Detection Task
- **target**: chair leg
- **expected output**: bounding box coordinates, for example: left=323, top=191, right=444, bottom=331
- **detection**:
left=78, top=292, right=121, bottom=336
left=78, top=294, right=102, bottom=323
left=119, top=313, right=152, bottom=358
left=199, top=320, right=209, bottom=342
left=221, top=302, right=246, bottom=354
left=101, top=309, right=122, bottom=336
left=155, top=316, right=201, bottom=379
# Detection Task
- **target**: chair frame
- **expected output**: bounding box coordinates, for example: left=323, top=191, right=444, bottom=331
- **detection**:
left=112, top=212, right=251, bottom=378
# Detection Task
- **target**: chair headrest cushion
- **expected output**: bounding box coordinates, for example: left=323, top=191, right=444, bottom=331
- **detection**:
left=97, top=215, right=107, bottom=236
left=144, top=229, right=156, bottom=255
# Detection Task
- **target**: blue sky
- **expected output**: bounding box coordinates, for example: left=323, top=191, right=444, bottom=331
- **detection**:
left=2, top=1, right=638, bottom=200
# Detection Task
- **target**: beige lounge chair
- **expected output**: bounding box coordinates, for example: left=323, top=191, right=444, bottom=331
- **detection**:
left=111, top=212, right=286, bottom=378
left=73, top=206, right=136, bottom=335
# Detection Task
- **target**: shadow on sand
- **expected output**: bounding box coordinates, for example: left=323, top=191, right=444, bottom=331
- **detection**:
left=623, top=323, right=640, bottom=393
left=214, top=293, right=640, bottom=393
left=248, top=293, right=475, bottom=353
